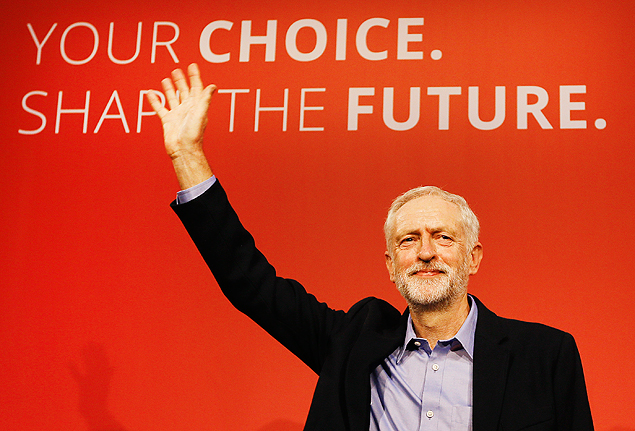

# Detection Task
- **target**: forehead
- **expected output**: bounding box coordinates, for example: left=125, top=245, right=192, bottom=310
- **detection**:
left=393, top=195, right=463, bottom=234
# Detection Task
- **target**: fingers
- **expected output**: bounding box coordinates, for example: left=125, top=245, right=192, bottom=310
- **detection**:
left=161, top=76, right=179, bottom=110
left=154, top=63, right=216, bottom=115
left=146, top=90, right=168, bottom=118
left=188, top=63, right=203, bottom=96
left=171, top=68, right=189, bottom=102
left=191, top=84, right=217, bottom=122
left=203, top=83, right=218, bottom=100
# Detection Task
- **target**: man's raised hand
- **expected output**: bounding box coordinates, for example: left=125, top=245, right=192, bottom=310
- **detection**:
left=147, top=63, right=217, bottom=190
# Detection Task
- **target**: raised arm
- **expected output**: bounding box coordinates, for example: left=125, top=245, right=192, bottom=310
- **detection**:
left=147, top=63, right=217, bottom=190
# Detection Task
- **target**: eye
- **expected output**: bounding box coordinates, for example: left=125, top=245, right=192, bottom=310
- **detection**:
left=398, top=236, right=416, bottom=247
left=437, top=234, right=454, bottom=246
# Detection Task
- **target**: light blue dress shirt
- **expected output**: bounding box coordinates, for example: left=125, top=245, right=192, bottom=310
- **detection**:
left=175, top=175, right=217, bottom=204
left=370, top=298, right=477, bottom=431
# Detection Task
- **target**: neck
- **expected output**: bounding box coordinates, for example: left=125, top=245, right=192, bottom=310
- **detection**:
left=408, top=294, right=470, bottom=349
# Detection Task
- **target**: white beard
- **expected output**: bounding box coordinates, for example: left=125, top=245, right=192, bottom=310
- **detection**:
left=394, top=255, right=471, bottom=311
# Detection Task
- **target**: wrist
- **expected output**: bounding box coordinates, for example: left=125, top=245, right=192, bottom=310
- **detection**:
left=171, top=150, right=213, bottom=190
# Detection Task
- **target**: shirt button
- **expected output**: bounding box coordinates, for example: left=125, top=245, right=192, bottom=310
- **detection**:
left=432, top=363, right=439, bottom=371
left=426, top=410, right=434, bottom=418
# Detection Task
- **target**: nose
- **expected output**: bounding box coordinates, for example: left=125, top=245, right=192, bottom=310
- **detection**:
left=417, top=237, right=437, bottom=262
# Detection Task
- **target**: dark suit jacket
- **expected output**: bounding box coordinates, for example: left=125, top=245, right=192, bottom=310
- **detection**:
left=172, top=180, right=594, bottom=431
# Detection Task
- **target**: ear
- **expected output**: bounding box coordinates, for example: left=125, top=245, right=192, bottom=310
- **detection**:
left=468, top=242, right=483, bottom=275
left=385, top=251, right=396, bottom=283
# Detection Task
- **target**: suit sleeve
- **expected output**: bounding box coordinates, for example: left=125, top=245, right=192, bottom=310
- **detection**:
left=170, top=180, right=345, bottom=374
left=554, top=332, right=594, bottom=430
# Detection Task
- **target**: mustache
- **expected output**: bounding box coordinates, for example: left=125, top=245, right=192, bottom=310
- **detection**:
left=406, top=262, right=451, bottom=276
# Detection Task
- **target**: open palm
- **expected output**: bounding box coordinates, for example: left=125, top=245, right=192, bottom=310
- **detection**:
left=147, top=63, right=216, bottom=159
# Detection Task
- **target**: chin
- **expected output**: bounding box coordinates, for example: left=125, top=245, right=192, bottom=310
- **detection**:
left=396, top=276, right=467, bottom=311
left=400, top=284, right=451, bottom=308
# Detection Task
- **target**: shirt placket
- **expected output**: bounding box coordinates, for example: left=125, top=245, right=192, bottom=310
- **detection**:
left=419, top=342, right=450, bottom=430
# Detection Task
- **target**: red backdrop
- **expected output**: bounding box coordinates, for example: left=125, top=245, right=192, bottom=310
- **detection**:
left=1, top=0, right=634, bottom=430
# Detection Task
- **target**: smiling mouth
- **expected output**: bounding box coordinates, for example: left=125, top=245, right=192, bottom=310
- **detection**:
left=411, top=269, right=444, bottom=277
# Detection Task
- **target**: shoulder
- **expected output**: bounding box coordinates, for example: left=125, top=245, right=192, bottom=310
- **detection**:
left=348, top=296, right=401, bottom=316
left=499, top=316, right=572, bottom=349
left=474, top=296, right=575, bottom=352
left=347, top=296, right=402, bottom=318
left=344, top=296, right=405, bottom=333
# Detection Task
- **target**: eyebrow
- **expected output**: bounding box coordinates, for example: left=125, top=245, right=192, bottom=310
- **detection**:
left=394, top=225, right=461, bottom=241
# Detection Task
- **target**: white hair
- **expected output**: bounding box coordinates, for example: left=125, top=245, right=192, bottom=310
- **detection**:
left=384, top=186, right=480, bottom=251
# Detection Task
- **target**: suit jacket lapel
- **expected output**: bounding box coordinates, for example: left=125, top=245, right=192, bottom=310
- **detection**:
left=345, top=309, right=409, bottom=431
left=472, top=296, right=511, bottom=431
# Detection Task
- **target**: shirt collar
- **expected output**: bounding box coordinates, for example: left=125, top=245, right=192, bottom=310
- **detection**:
left=396, top=295, right=478, bottom=363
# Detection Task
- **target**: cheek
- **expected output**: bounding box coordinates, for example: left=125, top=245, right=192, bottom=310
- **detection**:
left=449, top=246, right=469, bottom=260
left=393, top=253, right=416, bottom=271
left=438, top=250, right=467, bottom=269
